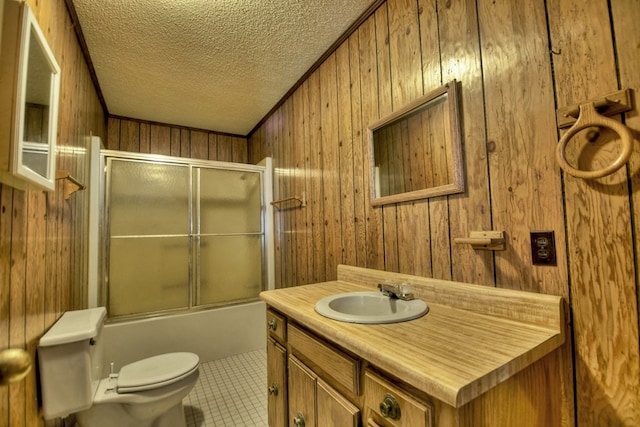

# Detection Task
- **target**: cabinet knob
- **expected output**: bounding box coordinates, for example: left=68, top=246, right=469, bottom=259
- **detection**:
left=379, top=393, right=401, bottom=420
left=293, top=412, right=306, bottom=427
left=268, top=319, right=278, bottom=330
left=268, top=383, right=278, bottom=396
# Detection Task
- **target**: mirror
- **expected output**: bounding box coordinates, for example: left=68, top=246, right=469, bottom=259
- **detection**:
left=368, top=80, right=463, bottom=205
left=0, top=2, right=60, bottom=191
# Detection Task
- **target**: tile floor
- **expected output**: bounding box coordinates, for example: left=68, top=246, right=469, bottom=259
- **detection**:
left=184, top=349, right=268, bottom=427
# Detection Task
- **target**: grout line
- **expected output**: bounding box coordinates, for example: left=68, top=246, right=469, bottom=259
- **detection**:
left=184, top=349, right=267, bottom=427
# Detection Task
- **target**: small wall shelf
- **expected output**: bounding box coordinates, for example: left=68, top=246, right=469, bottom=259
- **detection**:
left=55, top=170, right=85, bottom=200
left=454, top=231, right=506, bottom=251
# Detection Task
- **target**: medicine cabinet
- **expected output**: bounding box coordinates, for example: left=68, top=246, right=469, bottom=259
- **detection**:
left=0, top=1, right=61, bottom=191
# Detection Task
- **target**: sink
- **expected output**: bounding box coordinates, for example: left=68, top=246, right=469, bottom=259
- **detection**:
left=314, top=291, right=429, bottom=324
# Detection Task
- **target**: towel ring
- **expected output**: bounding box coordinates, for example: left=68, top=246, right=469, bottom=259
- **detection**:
left=556, top=102, right=633, bottom=179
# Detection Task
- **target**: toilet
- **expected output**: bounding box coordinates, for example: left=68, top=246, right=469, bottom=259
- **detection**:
left=37, top=307, right=200, bottom=427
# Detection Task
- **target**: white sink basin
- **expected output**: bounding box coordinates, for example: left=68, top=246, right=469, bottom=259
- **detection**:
left=314, top=292, right=429, bottom=324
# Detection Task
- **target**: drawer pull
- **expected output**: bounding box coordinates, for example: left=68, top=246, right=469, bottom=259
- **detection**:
left=380, top=393, right=401, bottom=420
left=268, top=319, right=278, bottom=330
left=293, top=412, right=306, bottom=427
left=268, top=383, right=278, bottom=396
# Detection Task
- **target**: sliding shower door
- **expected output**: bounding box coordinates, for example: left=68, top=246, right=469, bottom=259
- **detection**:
left=105, top=156, right=265, bottom=318
left=107, top=159, right=191, bottom=317
left=195, top=168, right=263, bottom=305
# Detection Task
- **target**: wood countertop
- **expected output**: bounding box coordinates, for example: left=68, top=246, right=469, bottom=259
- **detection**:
left=260, top=265, right=565, bottom=408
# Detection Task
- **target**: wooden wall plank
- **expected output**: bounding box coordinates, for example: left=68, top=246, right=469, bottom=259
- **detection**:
left=191, top=131, right=209, bottom=160
left=358, top=14, right=385, bottom=271
left=120, top=119, right=140, bottom=153
left=374, top=4, right=399, bottom=273
left=231, top=136, right=248, bottom=163
left=208, top=134, right=218, bottom=160
left=319, top=55, right=341, bottom=280
left=308, top=71, right=326, bottom=283
left=180, top=129, right=190, bottom=158
left=24, top=192, right=46, bottom=426
left=336, top=42, right=357, bottom=267
left=435, top=0, right=494, bottom=285
left=170, top=128, right=181, bottom=157
left=150, top=124, right=171, bottom=155
left=548, top=0, right=639, bottom=425
left=0, top=189, right=12, bottom=427
left=301, top=81, right=314, bottom=285
left=107, top=117, right=120, bottom=150
left=347, top=33, right=368, bottom=268
left=265, top=115, right=282, bottom=287
left=217, top=135, right=233, bottom=162
left=613, top=6, right=640, bottom=413
left=8, top=191, right=27, bottom=427
left=388, top=0, right=431, bottom=278
left=292, top=84, right=309, bottom=284
left=281, top=98, right=294, bottom=287
left=139, top=123, right=150, bottom=153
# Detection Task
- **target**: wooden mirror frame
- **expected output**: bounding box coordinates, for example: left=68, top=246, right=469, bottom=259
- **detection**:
left=367, top=80, right=463, bottom=206
left=0, top=2, right=60, bottom=191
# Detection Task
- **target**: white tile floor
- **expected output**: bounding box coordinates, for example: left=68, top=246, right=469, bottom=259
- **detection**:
left=183, top=349, right=268, bottom=427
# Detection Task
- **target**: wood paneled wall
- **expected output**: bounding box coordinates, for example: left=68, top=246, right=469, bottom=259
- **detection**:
left=106, top=116, right=248, bottom=163
left=249, top=0, right=640, bottom=425
left=0, top=1, right=106, bottom=426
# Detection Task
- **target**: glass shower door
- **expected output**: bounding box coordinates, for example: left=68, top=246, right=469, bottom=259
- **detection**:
left=195, top=167, right=264, bottom=306
left=107, top=159, right=191, bottom=317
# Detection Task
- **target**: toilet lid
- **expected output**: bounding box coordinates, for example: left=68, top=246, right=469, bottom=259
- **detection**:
left=117, top=352, right=199, bottom=393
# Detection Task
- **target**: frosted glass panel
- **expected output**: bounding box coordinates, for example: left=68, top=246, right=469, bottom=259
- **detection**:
left=109, top=160, right=190, bottom=236
left=109, top=237, right=190, bottom=316
left=199, top=168, right=261, bottom=234
left=199, top=235, right=262, bottom=305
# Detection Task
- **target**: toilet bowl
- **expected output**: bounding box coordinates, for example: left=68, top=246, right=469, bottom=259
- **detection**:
left=38, top=308, right=200, bottom=427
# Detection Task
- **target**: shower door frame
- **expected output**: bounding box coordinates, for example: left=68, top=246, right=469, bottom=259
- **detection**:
left=93, top=149, right=273, bottom=320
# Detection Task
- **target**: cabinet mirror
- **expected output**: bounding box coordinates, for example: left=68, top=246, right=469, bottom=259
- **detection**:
left=368, top=80, right=463, bottom=206
left=0, top=2, right=60, bottom=191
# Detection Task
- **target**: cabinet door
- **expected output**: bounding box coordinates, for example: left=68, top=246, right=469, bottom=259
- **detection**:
left=268, top=337, right=287, bottom=427
left=288, top=356, right=316, bottom=427
left=317, top=377, right=360, bottom=427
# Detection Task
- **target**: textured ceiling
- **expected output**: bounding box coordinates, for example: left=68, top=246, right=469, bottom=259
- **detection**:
left=71, top=0, right=375, bottom=136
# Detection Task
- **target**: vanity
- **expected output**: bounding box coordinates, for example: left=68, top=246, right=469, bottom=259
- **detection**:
left=260, top=265, right=566, bottom=427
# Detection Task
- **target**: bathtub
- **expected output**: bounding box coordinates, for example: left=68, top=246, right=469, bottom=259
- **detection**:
left=102, top=301, right=266, bottom=372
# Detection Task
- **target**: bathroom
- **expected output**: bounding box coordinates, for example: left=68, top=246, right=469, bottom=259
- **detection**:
left=1, top=0, right=639, bottom=426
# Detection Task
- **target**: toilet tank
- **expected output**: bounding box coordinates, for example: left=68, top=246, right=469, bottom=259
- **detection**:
left=38, top=307, right=107, bottom=419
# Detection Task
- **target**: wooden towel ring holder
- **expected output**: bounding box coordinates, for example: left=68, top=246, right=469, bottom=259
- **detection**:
left=556, top=102, right=634, bottom=179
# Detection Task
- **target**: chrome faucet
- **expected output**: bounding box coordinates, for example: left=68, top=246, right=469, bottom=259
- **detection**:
left=377, top=281, right=414, bottom=301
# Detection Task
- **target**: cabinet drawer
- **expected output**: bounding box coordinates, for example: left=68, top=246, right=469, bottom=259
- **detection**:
left=364, top=370, right=433, bottom=427
left=266, top=308, right=287, bottom=343
left=288, top=324, right=360, bottom=395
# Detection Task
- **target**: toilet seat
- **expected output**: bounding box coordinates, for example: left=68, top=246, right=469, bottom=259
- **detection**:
left=117, top=352, right=199, bottom=393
